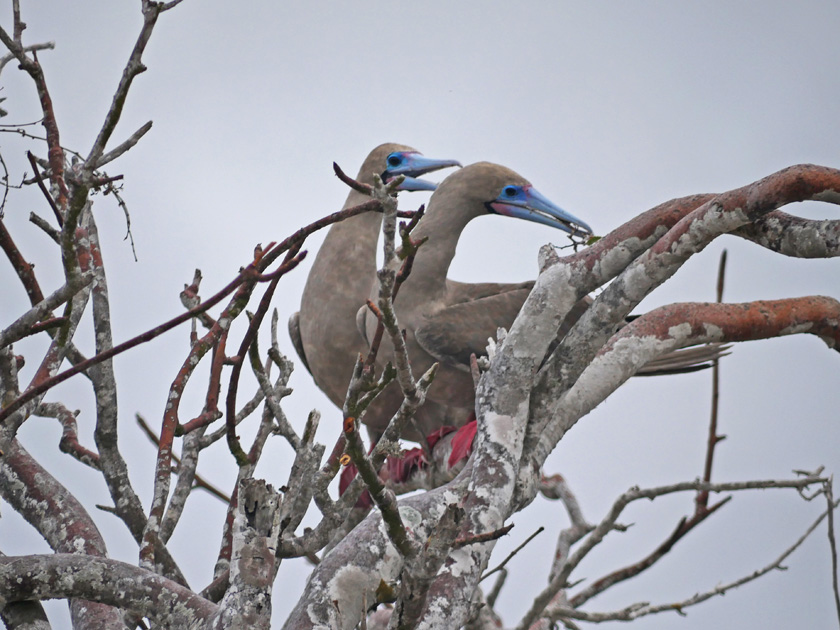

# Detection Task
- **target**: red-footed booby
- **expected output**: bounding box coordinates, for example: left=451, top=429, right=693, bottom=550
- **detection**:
left=289, top=144, right=460, bottom=409
left=358, top=162, right=724, bottom=441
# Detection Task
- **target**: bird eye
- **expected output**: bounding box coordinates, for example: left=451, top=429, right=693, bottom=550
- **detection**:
left=387, top=153, right=403, bottom=168
left=503, top=185, right=519, bottom=197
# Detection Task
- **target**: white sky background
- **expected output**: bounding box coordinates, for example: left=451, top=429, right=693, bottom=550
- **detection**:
left=1, top=1, right=839, bottom=628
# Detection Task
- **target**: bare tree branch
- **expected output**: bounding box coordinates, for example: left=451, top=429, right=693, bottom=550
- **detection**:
left=0, top=554, right=216, bottom=626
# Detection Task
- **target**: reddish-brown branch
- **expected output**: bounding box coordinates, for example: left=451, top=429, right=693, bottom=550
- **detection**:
left=224, top=276, right=283, bottom=466
left=0, top=190, right=404, bottom=424
left=0, top=23, right=70, bottom=211
left=224, top=248, right=304, bottom=464
left=35, top=402, right=100, bottom=470
left=26, top=150, right=62, bottom=226
left=143, top=262, right=269, bottom=564
left=454, top=523, right=514, bottom=548
left=24, top=317, right=67, bottom=336
left=178, top=332, right=227, bottom=436
left=333, top=161, right=372, bottom=194
left=135, top=415, right=230, bottom=503
left=251, top=248, right=306, bottom=282
left=606, top=297, right=840, bottom=353
left=0, top=196, right=393, bottom=431
left=548, top=193, right=715, bottom=276
left=259, top=199, right=382, bottom=270
left=550, top=164, right=840, bottom=295
left=0, top=220, right=45, bottom=306
left=0, top=256, right=270, bottom=424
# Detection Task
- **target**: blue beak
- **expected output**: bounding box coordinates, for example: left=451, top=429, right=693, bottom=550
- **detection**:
left=394, top=176, right=438, bottom=192
left=383, top=152, right=461, bottom=192
left=488, top=185, right=593, bottom=238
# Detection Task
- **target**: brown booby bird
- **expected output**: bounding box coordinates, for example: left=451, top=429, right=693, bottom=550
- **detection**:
left=358, top=162, right=725, bottom=442
left=289, top=144, right=460, bottom=409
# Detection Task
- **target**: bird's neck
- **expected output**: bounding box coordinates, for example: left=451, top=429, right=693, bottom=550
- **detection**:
left=403, top=201, right=476, bottom=300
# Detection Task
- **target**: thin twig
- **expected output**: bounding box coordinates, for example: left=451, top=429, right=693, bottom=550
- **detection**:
left=481, top=526, right=544, bottom=582
left=26, top=150, right=62, bottom=226
left=545, top=495, right=840, bottom=625
left=0, top=256, right=265, bottom=423
left=93, top=120, right=152, bottom=169
left=135, top=415, right=230, bottom=503
left=697, top=248, right=728, bottom=510
left=826, top=477, right=840, bottom=626
left=0, top=41, right=54, bottom=78
left=454, top=523, right=514, bottom=549
left=517, top=476, right=828, bottom=630
left=333, top=161, right=372, bottom=194
left=486, top=568, right=507, bottom=609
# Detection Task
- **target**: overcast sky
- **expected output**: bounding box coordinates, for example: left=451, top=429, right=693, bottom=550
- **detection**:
left=1, top=2, right=839, bottom=628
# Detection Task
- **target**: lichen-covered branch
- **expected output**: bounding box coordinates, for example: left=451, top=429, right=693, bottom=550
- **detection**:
left=0, top=554, right=216, bottom=627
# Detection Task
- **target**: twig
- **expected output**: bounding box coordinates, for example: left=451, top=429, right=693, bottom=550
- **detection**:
left=28, top=212, right=60, bottom=243
left=0, top=253, right=272, bottom=423
left=35, top=402, right=100, bottom=470
left=481, top=526, right=544, bottom=582
left=697, top=248, right=728, bottom=510
left=93, top=120, right=152, bottom=169
left=545, top=495, right=840, bottom=625
left=0, top=218, right=45, bottom=305
left=342, top=397, right=416, bottom=559
left=0, top=25, right=69, bottom=210
left=568, top=497, right=731, bottom=608
left=224, top=251, right=305, bottom=465
left=135, top=415, right=230, bottom=503
left=333, top=161, right=372, bottom=194
left=248, top=339, right=298, bottom=448
left=83, top=3, right=161, bottom=169
left=12, top=1, right=24, bottom=44
left=0, top=42, right=53, bottom=76
left=826, top=477, right=840, bottom=626
left=542, top=474, right=595, bottom=583
left=26, top=150, right=62, bottom=226
left=486, top=568, right=507, bottom=609
left=455, top=523, right=514, bottom=549
left=516, top=476, right=828, bottom=630
left=103, top=181, right=138, bottom=261
left=0, top=145, right=9, bottom=218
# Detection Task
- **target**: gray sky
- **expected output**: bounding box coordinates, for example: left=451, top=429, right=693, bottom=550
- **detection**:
left=1, top=2, right=839, bottom=628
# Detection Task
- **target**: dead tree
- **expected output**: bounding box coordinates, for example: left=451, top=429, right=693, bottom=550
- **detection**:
left=0, top=3, right=837, bottom=629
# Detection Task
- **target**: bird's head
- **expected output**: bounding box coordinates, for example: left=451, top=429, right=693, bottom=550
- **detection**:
left=358, top=143, right=461, bottom=192
left=434, top=162, right=593, bottom=238
left=487, top=182, right=593, bottom=238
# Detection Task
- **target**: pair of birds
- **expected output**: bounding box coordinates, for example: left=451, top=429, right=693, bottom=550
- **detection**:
left=289, top=143, right=718, bottom=445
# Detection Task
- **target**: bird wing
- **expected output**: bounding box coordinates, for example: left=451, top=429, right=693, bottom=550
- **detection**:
left=416, top=286, right=730, bottom=376
left=414, top=287, right=533, bottom=367
left=444, top=279, right=534, bottom=304
left=635, top=343, right=732, bottom=375
left=287, top=311, right=312, bottom=374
